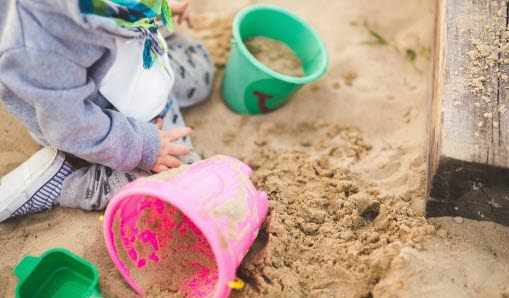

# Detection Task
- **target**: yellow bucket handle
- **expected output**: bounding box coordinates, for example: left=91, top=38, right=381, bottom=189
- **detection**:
left=227, top=277, right=245, bottom=290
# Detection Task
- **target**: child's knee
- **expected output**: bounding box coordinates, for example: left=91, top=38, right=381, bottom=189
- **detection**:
left=189, top=57, right=215, bottom=105
left=167, top=36, right=215, bottom=108
left=178, top=63, right=214, bottom=106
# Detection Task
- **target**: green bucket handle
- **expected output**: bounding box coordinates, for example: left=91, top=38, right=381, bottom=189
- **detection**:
left=13, top=256, right=38, bottom=280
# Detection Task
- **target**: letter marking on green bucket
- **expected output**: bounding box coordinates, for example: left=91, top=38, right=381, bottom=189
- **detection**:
left=253, top=91, right=274, bottom=113
left=244, top=79, right=298, bottom=114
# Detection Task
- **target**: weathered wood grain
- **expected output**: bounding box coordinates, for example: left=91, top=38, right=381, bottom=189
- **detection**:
left=427, top=0, right=509, bottom=225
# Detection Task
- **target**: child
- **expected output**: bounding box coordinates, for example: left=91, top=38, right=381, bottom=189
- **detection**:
left=0, top=0, right=214, bottom=222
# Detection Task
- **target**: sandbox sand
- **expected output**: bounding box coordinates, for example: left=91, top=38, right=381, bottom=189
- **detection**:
left=1, top=0, right=508, bottom=297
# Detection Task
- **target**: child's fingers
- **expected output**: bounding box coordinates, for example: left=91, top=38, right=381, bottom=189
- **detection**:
left=169, top=0, right=190, bottom=14
left=152, top=164, right=170, bottom=173
left=160, top=155, right=184, bottom=168
left=163, top=127, right=192, bottom=141
left=167, top=143, right=191, bottom=156
left=186, top=12, right=193, bottom=28
left=178, top=10, right=192, bottom=27
left=154, top=118, right=164, bottom=130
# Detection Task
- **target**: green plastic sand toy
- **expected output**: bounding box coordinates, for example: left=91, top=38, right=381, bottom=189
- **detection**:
left=13, top=248, right=101, bottom=298
left=221, top=4, right=328, bottom=114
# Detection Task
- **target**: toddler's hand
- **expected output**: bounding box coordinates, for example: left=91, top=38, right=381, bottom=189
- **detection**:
left=168, top=0, right=193, bottom=28
left=151, top=119, right=192, bottom=173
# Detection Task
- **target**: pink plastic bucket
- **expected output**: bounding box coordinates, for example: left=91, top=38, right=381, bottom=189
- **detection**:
left=103, top=155, right=268, bottom=297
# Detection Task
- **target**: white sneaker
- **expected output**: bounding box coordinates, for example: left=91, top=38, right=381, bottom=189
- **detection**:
left=0, top=147, right=74, bottom=222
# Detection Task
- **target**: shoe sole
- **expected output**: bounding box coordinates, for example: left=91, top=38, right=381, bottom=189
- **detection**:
left=0, top=147, right=64, bottom=222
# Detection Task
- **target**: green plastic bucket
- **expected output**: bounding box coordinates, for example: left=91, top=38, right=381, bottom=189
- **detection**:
left=13, top=248, right=101, bottom=298
left=221, top=4, right=328, bottom=114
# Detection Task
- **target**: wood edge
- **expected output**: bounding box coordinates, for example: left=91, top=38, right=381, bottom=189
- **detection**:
left=426, top=0, right=447, bottom=198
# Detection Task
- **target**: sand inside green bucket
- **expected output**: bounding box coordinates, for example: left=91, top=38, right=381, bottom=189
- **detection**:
left=244, top=36, right=305, bottom=77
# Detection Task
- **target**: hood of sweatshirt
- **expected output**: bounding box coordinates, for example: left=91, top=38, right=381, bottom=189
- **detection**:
left=16, top=0, right=140, bottom=39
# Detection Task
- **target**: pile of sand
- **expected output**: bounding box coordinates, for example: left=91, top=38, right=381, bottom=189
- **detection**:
left=191, top=12, right=235, bottom=69
left=235, top=142, right=433, bottom=297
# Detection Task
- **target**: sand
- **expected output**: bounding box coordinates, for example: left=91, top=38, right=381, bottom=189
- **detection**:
left=1, top=0, right=509, bottom=297
left=113, top=197, right=217, bottom=297
left=244, top=36, right=305, bottom=77
left=233, top=144, right=433, bottom=297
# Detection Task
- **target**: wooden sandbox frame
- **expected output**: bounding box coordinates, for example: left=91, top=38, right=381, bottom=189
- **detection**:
left=427, top=0, right=509, bottom=225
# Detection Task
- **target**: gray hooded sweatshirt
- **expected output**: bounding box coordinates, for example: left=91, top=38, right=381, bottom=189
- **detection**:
left=0, top=0, right=160, bottom=172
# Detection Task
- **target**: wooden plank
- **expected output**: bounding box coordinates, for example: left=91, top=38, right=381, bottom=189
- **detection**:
left=427, top=0, right=509, bottom=225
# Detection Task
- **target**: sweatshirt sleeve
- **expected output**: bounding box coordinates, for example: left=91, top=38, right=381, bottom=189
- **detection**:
left=0, top=48, right=160, bottom=172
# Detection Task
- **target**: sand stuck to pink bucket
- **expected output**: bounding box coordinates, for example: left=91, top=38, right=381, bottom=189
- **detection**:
left=103, top=156, right=268, bottom=298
